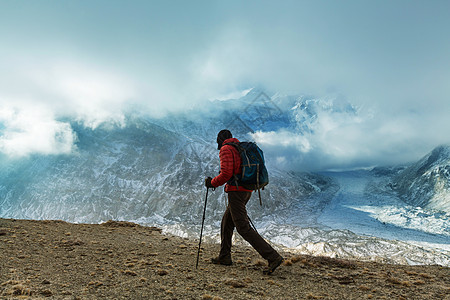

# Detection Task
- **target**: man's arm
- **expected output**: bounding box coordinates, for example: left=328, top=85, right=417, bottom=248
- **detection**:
left=211, top=146, right=234, bottom=187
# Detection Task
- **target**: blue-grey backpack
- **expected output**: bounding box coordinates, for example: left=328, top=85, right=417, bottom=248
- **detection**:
left=225, top=141, right=269, bottom=205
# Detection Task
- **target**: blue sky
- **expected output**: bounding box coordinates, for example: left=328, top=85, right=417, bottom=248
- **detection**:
left=0, top=1, right=449, bottom=168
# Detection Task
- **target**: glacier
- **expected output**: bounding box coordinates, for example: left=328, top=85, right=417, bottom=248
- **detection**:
left=0, top=90, right=449, bottom=266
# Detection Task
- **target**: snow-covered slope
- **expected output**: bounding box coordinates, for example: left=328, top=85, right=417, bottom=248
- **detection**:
left=0, top=115, right=331, bottom=225
left=0, top=120, right=183, bottom=222
left=393, top=145, right=450, bottom=212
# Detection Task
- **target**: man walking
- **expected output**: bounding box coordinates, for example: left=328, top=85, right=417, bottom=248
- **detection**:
left=205, top=129, right=283, bottom=275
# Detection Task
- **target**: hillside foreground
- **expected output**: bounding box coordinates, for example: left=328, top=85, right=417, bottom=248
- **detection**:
left=0, top=218, right=449, bottom=299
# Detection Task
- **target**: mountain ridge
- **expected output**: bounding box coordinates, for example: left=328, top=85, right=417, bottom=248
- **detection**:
left=393, top=145, right=450, bottom=212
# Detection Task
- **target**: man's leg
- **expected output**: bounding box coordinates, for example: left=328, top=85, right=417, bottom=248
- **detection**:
left=228, top=192, right=281, bottom=263
left=219, top=205, right=235, bottom=259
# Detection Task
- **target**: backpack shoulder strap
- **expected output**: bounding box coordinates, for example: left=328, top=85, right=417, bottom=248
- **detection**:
left=223, top=142, right=241, bottom=188
left=223, top=142, right=242, bottom=153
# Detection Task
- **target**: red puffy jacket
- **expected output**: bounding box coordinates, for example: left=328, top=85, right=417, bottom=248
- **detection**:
left=211, top=138, right=252, bottom=192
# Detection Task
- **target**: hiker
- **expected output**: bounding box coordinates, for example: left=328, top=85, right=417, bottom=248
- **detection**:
left=205, top=129, right=284, bottom=275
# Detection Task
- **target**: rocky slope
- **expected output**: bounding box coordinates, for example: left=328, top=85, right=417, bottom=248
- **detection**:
left=393, top=145, right=450, bottom=212
left=1, top=218, right=449, bottom=300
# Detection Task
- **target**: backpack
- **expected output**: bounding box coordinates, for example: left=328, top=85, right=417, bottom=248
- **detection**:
left=225, top=142, right=269, bottom=205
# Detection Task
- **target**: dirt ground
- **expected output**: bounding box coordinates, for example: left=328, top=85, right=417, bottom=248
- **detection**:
left=0, top=218, right=449, bottom=299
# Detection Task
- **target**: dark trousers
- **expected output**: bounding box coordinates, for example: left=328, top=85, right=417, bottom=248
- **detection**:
left=219, top=191, right=280, bottom=262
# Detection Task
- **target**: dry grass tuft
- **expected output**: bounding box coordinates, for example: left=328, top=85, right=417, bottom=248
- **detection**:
left=405, top=270, right=418, bottom=275
left=386, top=277, right=411, bottom=287
left=304, top=261, right=318, bottom=268
left=1, top=280, right=20, bottom=286
left=419, top=273, right=433, bottom=279
left=223, top=278, right=247, bottom=288
left=401, top=280, right=411, bottom=287
left=314, top=256, right=357, bottom=269
left=88, top=281, right=103, bottom=287
left=359, top=285, right=371, bottom=291
left=123, top=270, right=137, bottom=276
left=386, top=277, right=402, bottom=285
left=291, top=255, right=303, bottom=263
left=283, top=259, right=293, bottom=266
left=253, top=259, right=266, bottom=266
left=6, top=284, right=33, bottom=296
left=1, top=280, right=33, bottom=297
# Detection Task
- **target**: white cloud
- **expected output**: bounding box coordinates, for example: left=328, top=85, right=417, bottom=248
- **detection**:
left=0, top=104, right=77, bottom=158
left=253, top=130, right=312, bottom=152
left=22, top=60, right=135, bottom=128
left=0, top=57, right=136, bottom=158
left=251, top=96, right=448, bottom=171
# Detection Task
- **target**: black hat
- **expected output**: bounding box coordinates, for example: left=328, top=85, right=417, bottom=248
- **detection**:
left=217, top=129, right=232, bottom=150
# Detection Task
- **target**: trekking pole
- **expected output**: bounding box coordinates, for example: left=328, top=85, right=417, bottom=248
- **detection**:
left=196, top=187, right=209, bottom=269
left=257, top=164, right=262, bottom=206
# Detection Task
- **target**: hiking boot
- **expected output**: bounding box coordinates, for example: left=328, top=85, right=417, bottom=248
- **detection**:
left=211, top=255, right=232, bottom=266
left=263, top=256, right=283, bottom=275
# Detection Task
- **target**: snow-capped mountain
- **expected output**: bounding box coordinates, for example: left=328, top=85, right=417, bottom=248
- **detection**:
left=0, top=89, right=449, bottom=265
left=393, top=145, right=450, bottom=213
left=0, top=111, right=331, bottom=225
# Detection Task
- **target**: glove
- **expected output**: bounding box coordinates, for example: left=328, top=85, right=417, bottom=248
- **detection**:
left=205, top=177, right=215, bottom=188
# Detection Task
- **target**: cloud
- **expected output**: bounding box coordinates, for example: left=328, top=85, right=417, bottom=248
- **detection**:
left=0, top=104, right=77, bottom=158
left=0, top=1, right=449, bottom=165
left=251, top=96, right=450, bottom=171
left=0, top=56, right=136, bottom=158
left=3, top=56, right=135, bottom=127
